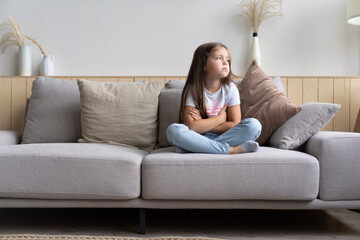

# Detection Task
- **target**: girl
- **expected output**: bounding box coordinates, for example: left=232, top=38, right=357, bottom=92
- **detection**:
left=166, top=42, right=262, bottom=154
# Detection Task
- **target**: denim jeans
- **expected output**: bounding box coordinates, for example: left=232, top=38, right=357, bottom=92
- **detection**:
left=166, top=118, right=262, bottom=154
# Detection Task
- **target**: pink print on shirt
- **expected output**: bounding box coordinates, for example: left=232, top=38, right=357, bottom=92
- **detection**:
left=206, top=98, right=224, bottom=118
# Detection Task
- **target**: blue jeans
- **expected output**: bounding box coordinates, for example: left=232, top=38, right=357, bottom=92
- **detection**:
left=166, top=118, right=262, bottom=154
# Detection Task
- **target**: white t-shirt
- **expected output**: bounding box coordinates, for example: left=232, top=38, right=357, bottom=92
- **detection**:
left=185, top=82, right=240, bottom=118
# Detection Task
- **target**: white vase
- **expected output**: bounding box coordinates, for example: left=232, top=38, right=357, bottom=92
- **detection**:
left=250, top=32, right=261, bottom=67
left=40, top=55, right=54, bottom=76
left=18, top=45, right=31, bottom=76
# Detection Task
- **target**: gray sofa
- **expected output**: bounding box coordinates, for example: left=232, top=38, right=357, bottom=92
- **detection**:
left=0, top=77, right=359, bottom=235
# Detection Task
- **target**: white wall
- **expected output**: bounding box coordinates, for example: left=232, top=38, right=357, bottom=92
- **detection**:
left=0, top=0, right=359, bottom=76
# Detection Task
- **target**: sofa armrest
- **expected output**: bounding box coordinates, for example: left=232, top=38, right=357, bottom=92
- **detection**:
left=304, top=131, right=360, bottom=201
left=0, top=131, right=21, bottom=145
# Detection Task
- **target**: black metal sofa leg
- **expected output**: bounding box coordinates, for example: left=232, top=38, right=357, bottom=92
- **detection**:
left=139, top=208, right=146, bottom=234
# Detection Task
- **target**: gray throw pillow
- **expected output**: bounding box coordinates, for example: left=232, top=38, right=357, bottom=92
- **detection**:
left=158, top=89, right=183, bottom=147
left=268, top=102, right=341, bottom=150
left=22, top=77, right=81, bottom=143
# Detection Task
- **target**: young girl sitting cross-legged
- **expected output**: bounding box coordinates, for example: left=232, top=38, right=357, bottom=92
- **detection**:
left=166, top=42, right=262, bottom=154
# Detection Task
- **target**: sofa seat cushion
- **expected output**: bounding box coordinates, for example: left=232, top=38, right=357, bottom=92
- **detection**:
left=142, top=147, right=319, bottom=200
left=0, top=143, right=147, bottom=200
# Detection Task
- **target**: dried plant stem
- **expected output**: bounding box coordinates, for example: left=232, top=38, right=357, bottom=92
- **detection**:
left=25, top=35, right=45, bottom=56
left=7, top=15, right=23, bottom=46
left=238, top=0, right=283, bottom=33
left=0, top=15, right=25, bottom=53
left=0, top=15, right=47, bottom=55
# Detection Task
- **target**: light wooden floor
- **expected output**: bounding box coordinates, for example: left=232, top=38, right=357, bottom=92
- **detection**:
left=0, top=208, right=359, bottom=239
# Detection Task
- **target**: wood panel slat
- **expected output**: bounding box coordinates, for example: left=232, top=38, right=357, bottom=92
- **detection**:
left=282, top=78, right=288, bottom=96
left=287, top=78, right=303, bottom=107
left=0, top=78, right=12, bottom=130
left=11, top=78, right=26, bottom=131
left=303, top=78, right=318, bottom=103
left=350, top=78, right=360, bottom=132
left=319, top=78, right=334, bottom=131
left=334, top=78, right=350, bottom=132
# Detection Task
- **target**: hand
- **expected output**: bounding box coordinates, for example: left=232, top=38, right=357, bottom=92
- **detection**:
left=188, top=107, right=202, bottom=120
left=218, top=104, right=228, bottom=123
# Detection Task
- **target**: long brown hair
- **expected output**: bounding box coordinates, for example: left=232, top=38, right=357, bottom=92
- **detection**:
left=179, top=42, right=235, bottom=123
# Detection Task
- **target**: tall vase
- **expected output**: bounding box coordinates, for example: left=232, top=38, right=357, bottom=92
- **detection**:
left=40, top=55, right=54, bottom=76
left=18, top=45, right=31, bottom=76
left=250, top=32, right=261, bottom=67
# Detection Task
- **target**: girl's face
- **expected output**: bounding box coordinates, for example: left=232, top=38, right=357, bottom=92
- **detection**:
left=204, top=47, right=230, bottom=80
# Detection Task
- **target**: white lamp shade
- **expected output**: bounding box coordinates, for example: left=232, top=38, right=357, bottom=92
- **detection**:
left=347, top=0, right=360, bottom=25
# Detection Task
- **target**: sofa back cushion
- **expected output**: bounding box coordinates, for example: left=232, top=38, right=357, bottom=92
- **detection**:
left=158, top=89, right=183, bottom=147
left=77, top=79, right=162, bottom=152
left=22, top=77, right=81, bottom=143
left=165, top=79, right=185, bottom=89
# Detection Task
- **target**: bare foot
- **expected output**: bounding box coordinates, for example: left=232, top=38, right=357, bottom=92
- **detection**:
left=228, top=146, right=244, bottom=154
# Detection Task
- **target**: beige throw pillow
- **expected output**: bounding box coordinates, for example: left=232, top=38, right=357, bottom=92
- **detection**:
left=77, top=79, right=162, bottom=152
left=238, top=61, right=301, bottom=145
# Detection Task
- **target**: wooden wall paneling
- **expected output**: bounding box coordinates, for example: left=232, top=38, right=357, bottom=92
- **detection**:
left=0, top=77, right=12, bottom=130
left=319, top=78, right=334, bottom=103
left=303, top=78, right=318, bottom=103
left=334, top=78, right=350, bottom=132
left=282, top=78, right=288, bottom=96
left=319, top=78, right=334, bottom=131
left=287, top=78, right=303, bottom=106
left=350, top=78, right=360, bottom=132
left=11, top=78, right=27, bottom=131
left=0, top=76, right=358, bottom=132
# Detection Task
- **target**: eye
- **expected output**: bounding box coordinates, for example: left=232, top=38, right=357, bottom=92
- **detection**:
left=216, top=56, right=222, bottom=60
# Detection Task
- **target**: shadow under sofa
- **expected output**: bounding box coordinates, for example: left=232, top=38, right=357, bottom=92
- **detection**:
left=0, top=77, right=360, bottom=235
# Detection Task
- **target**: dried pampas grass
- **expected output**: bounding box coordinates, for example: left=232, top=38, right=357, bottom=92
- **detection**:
left=238, top=0, right=283, bottom=33
left=0, top=15, right=24, bottom=53
left=0, top=15, right=46, bottom=55
left=25, top=35, right=45, bottom=55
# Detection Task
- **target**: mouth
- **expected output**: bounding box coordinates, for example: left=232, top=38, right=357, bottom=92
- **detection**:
left=222, top=68, right=228, bottom=71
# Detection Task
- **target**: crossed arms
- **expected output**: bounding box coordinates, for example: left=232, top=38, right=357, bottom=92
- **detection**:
left=182, top=104, right=241, bottom=135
